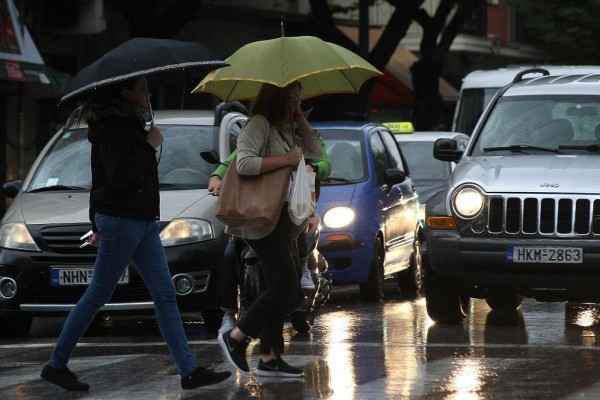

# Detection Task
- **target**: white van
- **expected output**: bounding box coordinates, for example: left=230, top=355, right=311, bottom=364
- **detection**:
left=452, top=65, right=600, bottom=135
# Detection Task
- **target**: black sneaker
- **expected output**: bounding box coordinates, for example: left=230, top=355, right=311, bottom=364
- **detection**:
left=218, top=329, right=250, bottom=373
left=181, top=367, right=232, bottom=389
left=40, top=364, right=90, bottom=391
left=256, top=358, right=304, bottom=378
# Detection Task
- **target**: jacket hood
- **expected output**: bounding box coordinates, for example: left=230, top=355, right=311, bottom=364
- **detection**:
left=84, top=99, right=150, bottom=143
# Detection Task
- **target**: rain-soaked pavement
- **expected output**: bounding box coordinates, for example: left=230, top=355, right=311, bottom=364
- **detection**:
left=3, top=284, right=600, bottom=399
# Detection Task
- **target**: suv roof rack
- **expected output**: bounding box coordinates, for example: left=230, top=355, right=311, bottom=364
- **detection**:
left=512, top=68, right=550, bottom=83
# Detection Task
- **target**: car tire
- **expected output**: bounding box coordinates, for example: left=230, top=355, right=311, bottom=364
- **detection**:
left=398, top=236, right=423, bottom=296
left=360, top=238, right=385, bottom=302
left=485, top=289, right=523, bottom=312
left=423, top=254, right=466, bottom=323
left=0, top=315, right=33, bottom=337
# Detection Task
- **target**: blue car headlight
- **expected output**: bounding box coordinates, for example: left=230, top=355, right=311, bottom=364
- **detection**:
left=322, top=206, right=355, bottom=228
left=160, top=218, right=214, bottom=247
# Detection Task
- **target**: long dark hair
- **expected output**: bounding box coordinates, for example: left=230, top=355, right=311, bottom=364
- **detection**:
left=251, top=81, right=301, bottom=126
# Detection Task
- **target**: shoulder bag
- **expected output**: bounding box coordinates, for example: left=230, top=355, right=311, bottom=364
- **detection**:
left=216, top=134, right=292, bottom=229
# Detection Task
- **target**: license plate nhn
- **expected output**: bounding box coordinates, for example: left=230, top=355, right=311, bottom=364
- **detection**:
left=507, top=247, right=583, bottom=263
left=51, top=267, right=129, bottom=286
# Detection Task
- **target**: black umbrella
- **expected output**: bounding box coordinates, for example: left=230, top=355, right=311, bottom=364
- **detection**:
left=59, top=37, right=228, bottom=105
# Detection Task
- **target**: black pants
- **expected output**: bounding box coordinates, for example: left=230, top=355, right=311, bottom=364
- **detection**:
left=220, top=236, right=245, bottom=313
left=238, top=206, right=299, bottom=356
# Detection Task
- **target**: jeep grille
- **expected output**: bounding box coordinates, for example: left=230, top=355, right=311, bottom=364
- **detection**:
left=486, top=195, right=600, bottom=236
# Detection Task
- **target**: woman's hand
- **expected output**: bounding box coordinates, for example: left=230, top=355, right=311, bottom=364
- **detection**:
left=146, top=121, right=164, bottom=148
left=291, top=96, right=303, bottom=120
left=208, top=175, right=222, bottom=196
left=88, top=232, right=99, bottom=248
left=286, top=146, right=304, bottom=166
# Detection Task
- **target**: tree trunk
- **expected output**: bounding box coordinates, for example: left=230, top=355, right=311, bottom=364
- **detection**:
left=410, top=0, right=476, bottom=130
left=411, top=60, right=443, bottom=130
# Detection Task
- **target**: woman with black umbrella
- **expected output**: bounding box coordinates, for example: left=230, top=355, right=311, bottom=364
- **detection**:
left=40, top=76, right=231, bottom=391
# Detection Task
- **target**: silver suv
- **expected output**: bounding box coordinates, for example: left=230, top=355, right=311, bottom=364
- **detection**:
left=424, top=69, right=600, bottom=322
left=0, top=104, right=247, bottom=336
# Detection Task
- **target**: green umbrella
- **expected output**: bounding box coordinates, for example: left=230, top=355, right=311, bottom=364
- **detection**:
left=192, top=35, right=382, bottom=101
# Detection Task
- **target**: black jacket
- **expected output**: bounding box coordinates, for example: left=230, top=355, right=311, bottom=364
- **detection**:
left=88, top=109, right=159, bottom=232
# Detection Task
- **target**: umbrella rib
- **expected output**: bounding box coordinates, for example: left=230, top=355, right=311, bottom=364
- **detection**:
left=61, top=60, right=226, bottom=103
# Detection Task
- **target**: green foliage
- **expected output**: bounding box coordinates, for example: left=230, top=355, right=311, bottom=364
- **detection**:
left=508, top=0, right=600, bottom=64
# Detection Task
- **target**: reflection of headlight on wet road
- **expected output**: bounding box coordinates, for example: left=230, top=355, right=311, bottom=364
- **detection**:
left=323, top=206, right=355, bottom=228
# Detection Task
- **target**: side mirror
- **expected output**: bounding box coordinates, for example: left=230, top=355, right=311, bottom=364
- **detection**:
left=2, top=180, right=23, bottom=199
left=383, top=168, right=406, bottom=187
left=434, top=138, right=463, bottom=162
left=200, top=149, right=221, bottom=165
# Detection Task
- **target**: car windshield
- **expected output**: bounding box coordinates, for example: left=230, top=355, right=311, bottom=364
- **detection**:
left=397, top=141, right=452, bottom=183
left=471, top=95, right=600, bottom=156
left=28, top=123, right=220, bottom=192
left=320, top=129, right=367, bottom=185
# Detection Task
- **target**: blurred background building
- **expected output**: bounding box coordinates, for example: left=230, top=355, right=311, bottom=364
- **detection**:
left=0, top=0, right=543, bottom=216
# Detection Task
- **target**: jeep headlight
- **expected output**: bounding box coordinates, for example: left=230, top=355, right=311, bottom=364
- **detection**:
left=0, top=222, right=41, bottom=251
left=160, top=218, right=214, bottom=247
left=323, top=206, right=355, bottom=228
left=453, top=186, right=485, bottom=218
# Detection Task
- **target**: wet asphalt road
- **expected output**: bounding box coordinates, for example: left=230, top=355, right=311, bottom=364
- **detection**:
left=3, top=283, right=600, bottom=399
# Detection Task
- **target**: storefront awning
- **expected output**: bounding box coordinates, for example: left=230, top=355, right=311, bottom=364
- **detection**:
left=0, top=0, right=71, bottom=96
left=1, top=60, right=71, bottom=91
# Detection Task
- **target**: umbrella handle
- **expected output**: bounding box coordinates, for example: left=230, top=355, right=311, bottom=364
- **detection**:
left=144, top=76, right=154, bottom=123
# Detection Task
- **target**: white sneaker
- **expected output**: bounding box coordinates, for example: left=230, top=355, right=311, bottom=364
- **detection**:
left=218, top=313, right=237, bottom=335
left=300, top=270, right=315, bottom=290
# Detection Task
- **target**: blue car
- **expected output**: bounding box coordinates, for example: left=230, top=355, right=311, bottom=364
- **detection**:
left=313, top=121, right=422, bottom=301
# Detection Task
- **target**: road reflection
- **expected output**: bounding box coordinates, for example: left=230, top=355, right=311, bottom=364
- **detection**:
left=10, top=287, right=600, bottom=399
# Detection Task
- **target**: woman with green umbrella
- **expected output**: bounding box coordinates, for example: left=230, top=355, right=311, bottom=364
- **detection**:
left=218, top=80, right=322, bottom=378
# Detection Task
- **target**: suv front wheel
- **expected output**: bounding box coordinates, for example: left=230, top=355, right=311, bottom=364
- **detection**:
left=423, top=255, right=467, bottom=323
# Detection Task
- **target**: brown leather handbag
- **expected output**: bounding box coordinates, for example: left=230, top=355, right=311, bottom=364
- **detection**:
left=216, top=155, right=292, bottom=229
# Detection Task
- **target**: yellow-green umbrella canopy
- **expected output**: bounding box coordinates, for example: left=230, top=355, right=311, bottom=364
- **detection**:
left=192, top=36, right=382, bottom=101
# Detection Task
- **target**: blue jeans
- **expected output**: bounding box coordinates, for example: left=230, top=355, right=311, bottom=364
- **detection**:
left=48, top=214, right=198, bottom=377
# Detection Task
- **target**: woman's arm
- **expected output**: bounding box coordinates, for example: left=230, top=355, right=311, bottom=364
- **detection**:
left=237, top=116, right=302, bottom=175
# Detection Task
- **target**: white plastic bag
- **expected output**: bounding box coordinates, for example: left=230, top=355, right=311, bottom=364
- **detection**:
left=288, top=155, right=314, bottom=225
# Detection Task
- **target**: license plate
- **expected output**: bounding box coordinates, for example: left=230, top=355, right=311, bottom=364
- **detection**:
left=51, top=267, right=129, bottom=286
left=507, top=247, right=583, bottom=263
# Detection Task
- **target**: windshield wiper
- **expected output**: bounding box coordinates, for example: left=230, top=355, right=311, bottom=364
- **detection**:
left=558, top=144, right=600, bottom=152
left=483, top=145, right=561, bottom=154
left=29, top=185, right=87, bottom=193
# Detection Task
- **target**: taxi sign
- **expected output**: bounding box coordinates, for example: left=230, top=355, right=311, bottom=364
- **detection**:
left=383, top=121, right=414, bottom=134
